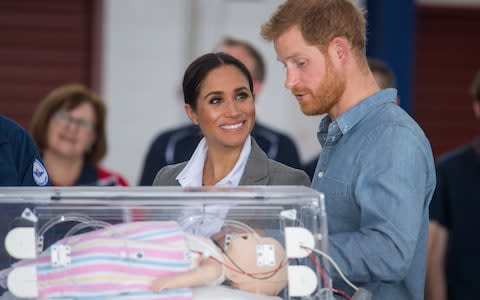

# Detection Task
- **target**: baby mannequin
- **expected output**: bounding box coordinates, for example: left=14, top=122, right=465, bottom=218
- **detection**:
left=2, top=221, right=288, bottom=299
left=152, top=232, right=288, bottom=296
left=223, top=233, right=288, bottom=296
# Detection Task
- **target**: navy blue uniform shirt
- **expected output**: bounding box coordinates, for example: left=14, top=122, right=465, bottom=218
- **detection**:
left=0, top=115, right=49, bottom=186
left=0, top=115, right=50, bottom=287
left=429, top=140, right=480, bottom=300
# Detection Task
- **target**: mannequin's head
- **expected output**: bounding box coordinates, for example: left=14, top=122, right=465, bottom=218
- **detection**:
left=222, top=233, right=288, bottom=296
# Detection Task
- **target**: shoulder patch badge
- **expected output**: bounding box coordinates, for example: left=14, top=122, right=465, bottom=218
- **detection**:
left=32, top=159, right=49, bottom=186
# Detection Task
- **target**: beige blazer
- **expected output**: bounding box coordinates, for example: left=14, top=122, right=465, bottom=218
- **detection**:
left=152, top=138, right=310, bottom=186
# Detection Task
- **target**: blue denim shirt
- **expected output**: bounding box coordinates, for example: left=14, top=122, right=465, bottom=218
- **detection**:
left=311, top=89, right=436, bottom=300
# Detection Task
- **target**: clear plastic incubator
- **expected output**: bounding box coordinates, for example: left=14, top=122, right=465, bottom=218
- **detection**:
left=0, top=186, right=333, bottom=300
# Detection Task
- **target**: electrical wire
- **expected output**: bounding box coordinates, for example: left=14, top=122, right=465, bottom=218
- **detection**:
left=222, top=247, right=286, bottom=280
left=332, top=288, right=352, bottom=300
left=192, top=250, right=286, bottom=279
left=38, top=214, right=100, bottom=238
left=310, top=253, right=352, bottom=300
left=310, top=253, right=332, bottom=289
left=222, top=219, right=257, bottom=236
left=64, top=220, right=111, bottom=237
left=198, top=218, right=284, bottom=280
left=301, top=245, right=359, bottom=292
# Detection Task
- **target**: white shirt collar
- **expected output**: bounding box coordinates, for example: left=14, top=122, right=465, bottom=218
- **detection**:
left=176, top=135, right=252, bottom=187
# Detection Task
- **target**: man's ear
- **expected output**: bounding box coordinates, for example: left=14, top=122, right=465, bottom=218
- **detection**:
left=253, top=79, right=263, bottom=96
left=328, top=37, right=350, bottom=64
left=473, top=101, right=480, bottom=120
left=184, top=104, right=198, bottom=125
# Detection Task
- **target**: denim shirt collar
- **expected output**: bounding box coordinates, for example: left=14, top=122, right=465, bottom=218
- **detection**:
left=317, top=88, right=398, bottom=147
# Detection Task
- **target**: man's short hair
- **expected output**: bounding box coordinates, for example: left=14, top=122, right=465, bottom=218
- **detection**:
left=261, top=0, right=366, bottom=55
left=368, top=57, right=397, bottom=89
left=218, top=37, right=266, bottom=83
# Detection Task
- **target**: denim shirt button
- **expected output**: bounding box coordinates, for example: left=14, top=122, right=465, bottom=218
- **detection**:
left=317, top=171, right=324, bottom=178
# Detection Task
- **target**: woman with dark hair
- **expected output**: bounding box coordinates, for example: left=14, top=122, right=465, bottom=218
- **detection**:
left=31, top=83, right=128, bottom=186
left=153, top=52, right=309, bottom=187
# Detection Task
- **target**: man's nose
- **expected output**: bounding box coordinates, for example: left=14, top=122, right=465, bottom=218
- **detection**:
left=285, top=69, right=298, bottom=90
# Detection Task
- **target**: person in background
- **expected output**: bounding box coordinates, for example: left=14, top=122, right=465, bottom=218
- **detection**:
left=139, top=36, right=302, bottom=185
left=0, top=115, right=49, bottom=186
left=0, top=115, right=49, bottom=293
left=153, top=52, right=310, bottom=188
left=368, top=57, right=397, bottom=102
left=261, top=0, right=435, bottom=299
left=30, top=83, right=128, bottom=186
left=426, top=69, right=480, bottom=300
left=303, top=56, right=398, bottom=179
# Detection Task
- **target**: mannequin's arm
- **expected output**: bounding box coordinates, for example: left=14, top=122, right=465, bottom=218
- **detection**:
left=151, top=257, right=222, bottom=292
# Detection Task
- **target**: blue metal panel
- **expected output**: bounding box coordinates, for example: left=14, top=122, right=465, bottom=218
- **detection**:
left=366, top=0, right=416, bottom=115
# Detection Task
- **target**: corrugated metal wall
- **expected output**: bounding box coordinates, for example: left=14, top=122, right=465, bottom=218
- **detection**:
left=0, top=0, right=97, bottom=129
left=414, top=5, right=480, bottom=156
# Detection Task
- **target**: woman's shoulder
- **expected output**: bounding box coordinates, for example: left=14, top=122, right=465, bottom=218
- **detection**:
left=152, top=162, right=187, bottom=186
left=266, top=159, right=311, bottom=186
left=248, top=137, right=310, bottom=186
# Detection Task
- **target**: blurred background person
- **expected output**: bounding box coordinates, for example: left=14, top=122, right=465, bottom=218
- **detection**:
left=138, top=36, right=302, bottom=186
left=0, top=114, right=49, bottom=293
left=0, top=115, right=49, bottom=186
left=426, top=69, right=480, bottom=300
left=368, top=57, right=399, bottom=104
left=30, top=84, right=128, bottom=186
left=303, top=57, right=398, bottom=179
left=369, top=57, right=397, bottom=91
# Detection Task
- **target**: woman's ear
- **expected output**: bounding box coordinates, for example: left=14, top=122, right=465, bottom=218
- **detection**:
left=184, top=104, right=198, bottom=125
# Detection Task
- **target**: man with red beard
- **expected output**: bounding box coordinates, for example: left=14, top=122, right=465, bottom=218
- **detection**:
left=262, top=1, right=436, bottom=299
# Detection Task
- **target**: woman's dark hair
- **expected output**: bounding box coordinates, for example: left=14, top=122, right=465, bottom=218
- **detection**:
left=182, top=52, right=254, bottom=110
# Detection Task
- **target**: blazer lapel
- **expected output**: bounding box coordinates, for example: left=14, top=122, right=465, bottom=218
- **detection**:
left=239, top=138, right=270, bottom=185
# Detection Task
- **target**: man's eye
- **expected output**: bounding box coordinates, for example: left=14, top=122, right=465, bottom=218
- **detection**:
left=296, top=61, right=306, bottom=68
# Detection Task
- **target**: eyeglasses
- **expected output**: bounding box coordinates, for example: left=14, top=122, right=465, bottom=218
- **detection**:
left=54, top=111, right=96, bottom=130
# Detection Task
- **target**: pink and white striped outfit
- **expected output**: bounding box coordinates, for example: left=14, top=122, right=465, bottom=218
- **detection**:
left=3, top=221, right=197, bottom=299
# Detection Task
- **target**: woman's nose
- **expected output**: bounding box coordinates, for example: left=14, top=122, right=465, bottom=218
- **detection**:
left=225, top=100, right=240, bottom=116
left=63, top=120, right=78, bottom=131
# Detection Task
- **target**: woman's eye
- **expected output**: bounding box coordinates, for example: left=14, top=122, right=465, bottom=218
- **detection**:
left=236, top=92, right=249, bottom=100
left=209, top=97, right=222, bottom=104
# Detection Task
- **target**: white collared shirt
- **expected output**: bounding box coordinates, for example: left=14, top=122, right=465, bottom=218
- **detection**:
left=176, top=135, right=252, bottom=237
left=176, top=135, right=252, bottom=187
